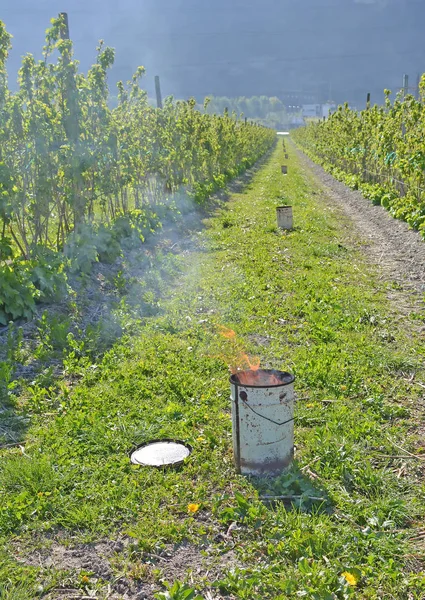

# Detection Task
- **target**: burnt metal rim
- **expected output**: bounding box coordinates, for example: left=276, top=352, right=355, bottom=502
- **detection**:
left=276, top=205, right=292, bottom=209
left=230, top=369, right=295, bottom=388
left=129, top=439, right=193, bottom=468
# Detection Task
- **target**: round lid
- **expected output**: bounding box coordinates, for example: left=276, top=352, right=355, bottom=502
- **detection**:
left=130, top=440, right=191, bottom=467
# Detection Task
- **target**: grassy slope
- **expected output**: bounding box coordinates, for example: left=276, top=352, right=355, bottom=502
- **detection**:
left=2, top=142, right=425, bottom=599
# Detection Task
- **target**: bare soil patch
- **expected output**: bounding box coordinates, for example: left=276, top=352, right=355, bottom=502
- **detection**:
left=13, top=534, right=239, bottom=599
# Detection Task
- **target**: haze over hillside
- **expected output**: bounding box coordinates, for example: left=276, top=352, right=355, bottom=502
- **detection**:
left=2, top=0, right=424, bottom=106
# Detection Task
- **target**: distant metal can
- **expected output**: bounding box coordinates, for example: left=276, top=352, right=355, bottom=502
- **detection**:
left=276, top=205, right=293, bottom=230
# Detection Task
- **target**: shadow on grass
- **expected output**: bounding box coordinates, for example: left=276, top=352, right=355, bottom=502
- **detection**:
left=249, top=460, right=333, bottom=515
left=0, top=344, right=30, bottom=450
left=0, top=400, right=28, bottom=450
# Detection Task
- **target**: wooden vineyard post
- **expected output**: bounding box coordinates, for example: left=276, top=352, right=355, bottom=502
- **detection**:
left=155, top=76, right=163, bottom=109
left=58, top=12, right=81, bottom=225
left=403, top=74, right=409, bottom=98
left=59, top=12, right=70, bottom=39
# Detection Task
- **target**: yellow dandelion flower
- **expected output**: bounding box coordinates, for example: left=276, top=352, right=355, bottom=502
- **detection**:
left=341, top=571, right=358, bottom=586
left=340, top=385, right=347, bottom=391
left=196, top=437, right=205, bottom=442
left=188, top=503, right=200, bottom=514
left=306, top=403, right=314, bottom=408
left=81, top=575, right=90, bottom=584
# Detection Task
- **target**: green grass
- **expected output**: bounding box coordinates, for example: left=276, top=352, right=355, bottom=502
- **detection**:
left=1, top=141, right=425, bottom=598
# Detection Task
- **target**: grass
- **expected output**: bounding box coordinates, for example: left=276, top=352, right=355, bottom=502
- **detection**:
left=1, top=140, right=425, bottom=598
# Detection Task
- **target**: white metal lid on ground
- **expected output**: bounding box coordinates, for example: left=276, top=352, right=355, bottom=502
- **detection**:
left=130, top=440, right=191, bottom=467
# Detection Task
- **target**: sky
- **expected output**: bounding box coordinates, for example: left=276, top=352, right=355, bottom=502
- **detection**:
left=1, top=0, right=424, bottom=105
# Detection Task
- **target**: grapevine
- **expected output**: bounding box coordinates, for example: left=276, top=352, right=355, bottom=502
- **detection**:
left=0, top=16, right=275, bottom=323
left=292, top=81, right=425, bottom=234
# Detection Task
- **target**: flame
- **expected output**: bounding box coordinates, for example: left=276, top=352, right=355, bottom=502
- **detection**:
left=234, top=368, right=283, bottom=387
left=219, top=326, right=236, bottom=339
left=232, top=354, right=262, bottom=385
left=219, top=325, right=282, bottom=386
left=239, top=354, right=260, bottom=371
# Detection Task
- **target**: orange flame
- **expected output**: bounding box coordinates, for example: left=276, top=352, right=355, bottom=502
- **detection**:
left=219, top=326, right=236, bottom=339
left=239, top=354, right=260, bottom=372
left=234, top=368, right=283, bottom=386
left=219, top=325, right=283, bottom=386
left=230, top=354, right=264, bottom=385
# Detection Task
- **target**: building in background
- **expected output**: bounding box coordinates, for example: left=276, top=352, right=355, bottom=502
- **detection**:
left=302, top=103, right=336, bottom=120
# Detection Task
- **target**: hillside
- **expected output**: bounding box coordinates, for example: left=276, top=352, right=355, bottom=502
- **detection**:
left=2, top=0, right=425, bottom=105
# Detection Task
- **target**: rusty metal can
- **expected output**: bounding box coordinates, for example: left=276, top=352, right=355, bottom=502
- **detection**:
left=230, top=369, right=295, bottom=476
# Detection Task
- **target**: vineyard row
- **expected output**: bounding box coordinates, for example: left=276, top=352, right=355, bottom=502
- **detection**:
left=0, top=16, right=275, bottom=324
left=292, top=82, right=425, bottom=235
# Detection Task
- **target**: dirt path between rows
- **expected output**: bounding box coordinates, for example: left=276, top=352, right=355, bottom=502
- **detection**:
left=294, top=145, right=425, bottom=308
